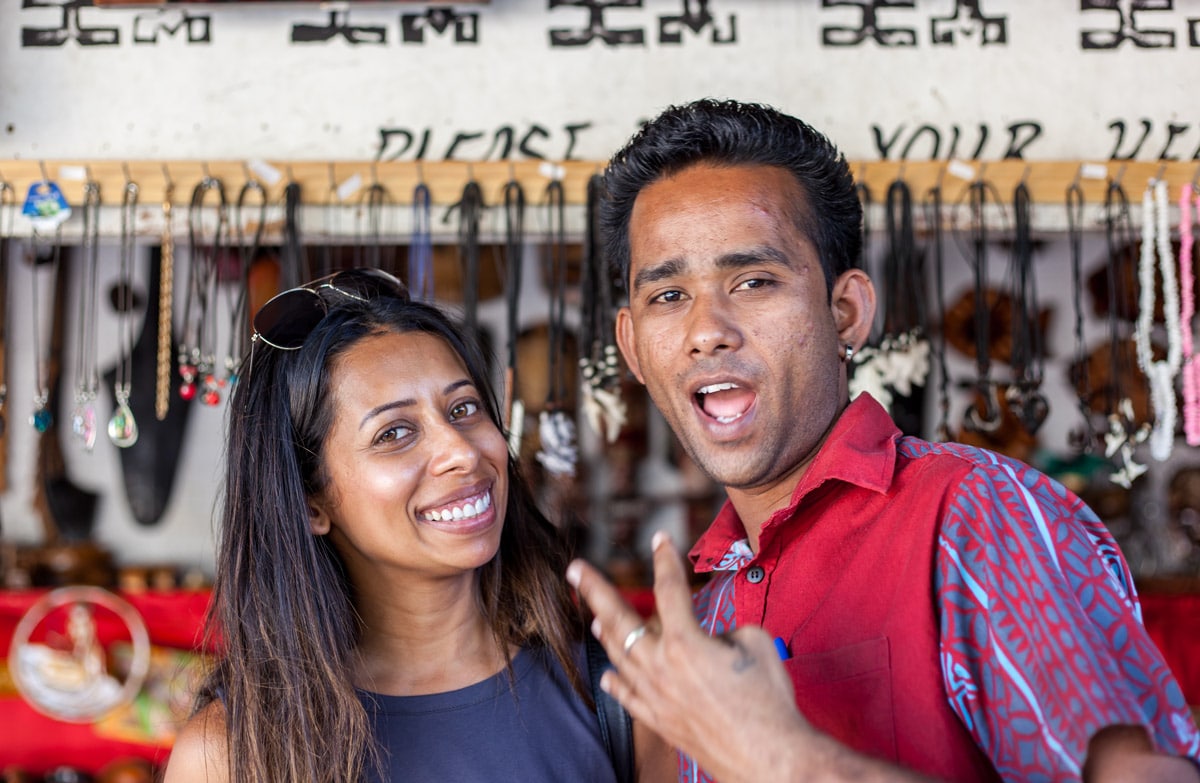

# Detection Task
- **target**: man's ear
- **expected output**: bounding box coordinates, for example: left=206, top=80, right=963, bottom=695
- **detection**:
left=830, top=268, right=877, bottom=351
left=308, top=501, right=331, bottom=536
left=615, top=306, right=645, bottom=384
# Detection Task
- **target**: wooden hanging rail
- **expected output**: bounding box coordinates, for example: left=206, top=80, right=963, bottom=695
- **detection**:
left=0, top=159, right=1198, bottom=208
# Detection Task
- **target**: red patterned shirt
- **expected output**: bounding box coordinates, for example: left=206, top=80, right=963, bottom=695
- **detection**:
left=682, top=394, right=1200, bottom=782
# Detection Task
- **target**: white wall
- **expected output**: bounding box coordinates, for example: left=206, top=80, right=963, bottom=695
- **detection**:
left=2, top=0, right=1198, bottom=574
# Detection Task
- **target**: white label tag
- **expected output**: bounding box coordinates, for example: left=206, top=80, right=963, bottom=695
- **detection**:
left=246, top=158, right=283, bottom=187
left=337, top=173, right=362, bottom=202
left=947, top=159, right=976, bottom=181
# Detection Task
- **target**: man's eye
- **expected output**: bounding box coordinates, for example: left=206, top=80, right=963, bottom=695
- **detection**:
left=736, top=278, right=771, bottom=290
left=651, top=290, right=683, bottom=304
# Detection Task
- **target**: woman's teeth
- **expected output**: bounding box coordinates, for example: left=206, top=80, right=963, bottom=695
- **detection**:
left=423, top=491, right=491, bottom=523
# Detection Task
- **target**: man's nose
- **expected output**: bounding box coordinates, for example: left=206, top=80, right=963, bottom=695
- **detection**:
left=685, top=295, right=742, bottom=356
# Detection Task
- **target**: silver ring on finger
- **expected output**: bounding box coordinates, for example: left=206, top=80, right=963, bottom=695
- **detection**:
left=622, top=624, right=648, bottom=656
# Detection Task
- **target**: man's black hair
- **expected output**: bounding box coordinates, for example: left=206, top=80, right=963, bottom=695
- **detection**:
left=600, top=98, right=862, bottom=299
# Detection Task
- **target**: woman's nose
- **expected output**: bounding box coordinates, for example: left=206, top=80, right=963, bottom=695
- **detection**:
left=426, top=421, right=482, bottom=475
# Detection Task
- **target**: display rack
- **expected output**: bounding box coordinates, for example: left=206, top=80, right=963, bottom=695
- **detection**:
left=1, top=159, right=1198, bottom=209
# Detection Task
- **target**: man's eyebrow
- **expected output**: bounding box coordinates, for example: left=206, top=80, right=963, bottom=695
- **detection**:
left=715, top=246, right=791, bottom=270
left=631, top=257, right=685, bottom=293
left=631, top=246, right=791, bottom=293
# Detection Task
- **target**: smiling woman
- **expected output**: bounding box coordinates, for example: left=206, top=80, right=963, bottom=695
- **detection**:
left=160, top=270, right=669, bottom=783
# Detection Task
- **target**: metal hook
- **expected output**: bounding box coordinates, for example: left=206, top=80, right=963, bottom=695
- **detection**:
left=1112, top=162, right=1128, bottom=189
left=415, top=158, right=426, bottom=186
left=1018, top=164, right=1032, bottom=187
left=38, top=160, right=50, bottom=182
left=1152, top=161, right=1168, bottom=186
left=934, top=161, right=948, bottom=191
left=1071, top=162, right=1084, bottom=189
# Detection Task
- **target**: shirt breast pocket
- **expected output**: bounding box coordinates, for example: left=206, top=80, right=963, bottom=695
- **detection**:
left=783, top=636, right=896, bottom=761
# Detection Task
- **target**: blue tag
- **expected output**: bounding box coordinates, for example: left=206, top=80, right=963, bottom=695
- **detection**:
left=22, top=180, right=72, bottom=230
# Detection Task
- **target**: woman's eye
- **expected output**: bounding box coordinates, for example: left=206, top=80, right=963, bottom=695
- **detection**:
left=377, top=424, right=413, bottom=444
left=450, top=400, right=481, bottom=420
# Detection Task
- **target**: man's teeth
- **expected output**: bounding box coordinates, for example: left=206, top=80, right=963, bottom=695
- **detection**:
left=698, top=382, right=743, bottom=422
left=424, top=491, right=492, bottom=522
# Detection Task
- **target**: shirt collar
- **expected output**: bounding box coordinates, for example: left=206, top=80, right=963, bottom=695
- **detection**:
left=689, top=393, right=901, bottom=571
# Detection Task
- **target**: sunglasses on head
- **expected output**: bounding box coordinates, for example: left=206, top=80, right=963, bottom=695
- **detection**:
left=251, top=268, right=409, bottom=351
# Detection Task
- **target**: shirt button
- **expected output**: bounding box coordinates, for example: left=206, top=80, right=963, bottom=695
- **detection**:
left=746, top=566, right=765, bottom=584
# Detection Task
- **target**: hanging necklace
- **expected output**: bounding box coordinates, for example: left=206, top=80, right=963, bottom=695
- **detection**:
left=1066, top=179, right=1099, bottom=453
left=155, top=173, right=174, bottom=422
left=959, top=175, right=1004, bottom=434
left=536, top=178, right=577, bottom=477
left=922, top=179, right=951, bottom=441
left=71, top=179, right=102, bottom=450
left=24, top=172, right=70, bottom=434
left=0, top=178, right=15, bottom=443
left=409, top=179, right=434, bottom=302
left=182, top=175, right=227, bottom=406
left=107, top=180, right=140, bottom=449
left=1134, top=177, right=1182, bottom=462
left=501, top=176, right=526, bottom=453
left=281, top=179, right=307, bottom=285
left=579, top=173, right=625, bottom=444
left=849, top=176, right=929, bottom=411
left=1103, top=178, right=1147, bottom=488
left=1180, top=183, right=1200, bottom=446
left=226, top=178, right=266, bottom=388
left=455, top=179, right=484, bottom=336
left=29, top=222, right=64, bottom=434
left=357, top=176, right=393, bottom=274
left=1005, top=179, right=1048, bottom=435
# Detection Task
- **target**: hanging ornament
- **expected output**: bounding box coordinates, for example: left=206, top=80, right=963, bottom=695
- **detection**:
left=0, top=178, right=16, bottom=447
left=501, top=176, right=527, bottom=456
left=183, top=174, right=228, bottom=406
left=108, top=179, right=140, bottom=449
left=409, top=179, right=435, bottom=303
left=1133, top=178, right=1182, bottom=462
left=225, top=178, right=266, bottom=389
left=578, top=174, right=626, bottom=444
left=535, top=178, right=578, bottom=477
left=1180, top=183, right=1200, bottom=446
left=72, top=179, right=103, bottom=451
left=1006, top=179, right=1049, bottom=436
left=155, top=170, right=175, bottom=422
left=24, top=172, right=70, bottom=434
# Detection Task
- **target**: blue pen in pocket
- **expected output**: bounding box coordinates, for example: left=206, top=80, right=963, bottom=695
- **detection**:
left=774, top=637, right=791, bottom=661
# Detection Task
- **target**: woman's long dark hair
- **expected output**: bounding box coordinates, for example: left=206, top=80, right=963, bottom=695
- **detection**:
left=195, top=294, right=583, bottom=782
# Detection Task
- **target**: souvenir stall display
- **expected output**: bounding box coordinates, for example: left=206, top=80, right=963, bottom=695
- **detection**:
left=2, top=0, right=1200, bottom=775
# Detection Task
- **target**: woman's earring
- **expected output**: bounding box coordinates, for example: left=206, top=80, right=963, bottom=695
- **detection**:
left=842, top=344, right=855, bottom=363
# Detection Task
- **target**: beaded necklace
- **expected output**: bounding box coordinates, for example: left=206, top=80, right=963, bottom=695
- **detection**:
left=1134, top=178, right=1181, bottom=462
left=1180, top=183, right=1200, bottom=445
